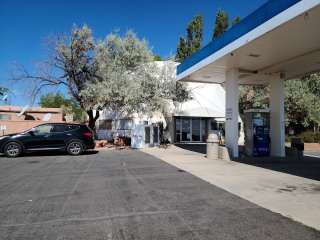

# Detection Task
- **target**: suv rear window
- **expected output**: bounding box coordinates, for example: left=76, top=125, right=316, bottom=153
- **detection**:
left=52, top=124, right=80, bottom=133
left=52, top=124, right=67, bottom=133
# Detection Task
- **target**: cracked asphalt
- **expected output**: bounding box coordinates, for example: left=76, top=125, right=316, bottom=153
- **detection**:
left=0, top=149, right=319, bottom=240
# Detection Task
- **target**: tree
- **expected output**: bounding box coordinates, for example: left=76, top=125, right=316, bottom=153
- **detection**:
left=175, top=15, right=203, bottom=62
left=239, top=85, right=268, bottom=119
left=12, top=25, right=101, bottom=130
left=213, top=10, right=229, bottom=40
left=0, top=87, right=8, bottom=96
left=284, top=79, right=316, bottom=132
left=187, top=15, right=203, bottom=54
left=306, top=74, right=320, bottom=132
left=232, top=16, right=241, bottom=26
left=306, top=73, right=320, bottom=97
left=40, top=92, right=69, bottom=108
left=14, top=26, right=190, bottom=130
left=80, top=32, right=190, bottom=122
left=238, top=75, right=320, bottom=134
left=175, top=37, right=188, bottom=62
left=39, top=92, right=86, bottom=122
left=153, top=55, right=162, bottom=61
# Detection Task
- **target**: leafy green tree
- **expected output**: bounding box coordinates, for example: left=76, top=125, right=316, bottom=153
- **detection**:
left=40, top=93, right=69, bottom=108
left=213, top=10, right=229, bottom=40
left=284, top=79, right=317, bottom=132
left=153, top=55, right=162, bottom=61
left=239, top=75, right=320, bottom=134
left=39, top=93, right=86, bottom=122
left=232, top=16, right=241, bottom=26
left=175, top=37, right=189, bottom=62
left=187, top=15, right=203, bottom=54
left=239, top=85, right=269, bottom=120
left=0, top=87, right=8, bottom=96
left=302, top=73, right=320, bottom=132
left=15, top=26, right=190, bottom=130
left=284, top=75, right=320, bottom=133
left=175, top=15, right=203, bottom=62
left=306, top=73, right=320, bottom=97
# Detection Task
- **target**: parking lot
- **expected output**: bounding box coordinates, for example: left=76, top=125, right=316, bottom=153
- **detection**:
left=0, top=149, right=319, bottom=239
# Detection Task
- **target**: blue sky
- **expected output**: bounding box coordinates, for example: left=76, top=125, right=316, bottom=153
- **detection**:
left=0, top=0, right=267, bottom=106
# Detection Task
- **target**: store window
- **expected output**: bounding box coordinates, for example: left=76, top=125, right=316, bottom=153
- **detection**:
left=99, top=120, right=112, bottom=130
left=0, top=114, right=11, bottom=120
left=175, top=117, right=207, bottom=142
left=118, top=119, right=133, bottom=129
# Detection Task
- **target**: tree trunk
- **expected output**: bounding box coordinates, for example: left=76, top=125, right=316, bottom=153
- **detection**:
left=87, top=109, right=100, bottom=132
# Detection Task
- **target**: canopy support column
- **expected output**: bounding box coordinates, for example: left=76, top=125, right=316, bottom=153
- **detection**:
left=225, top=68, right=239, bottom=158
left=270, top=74, right=286, bottom=157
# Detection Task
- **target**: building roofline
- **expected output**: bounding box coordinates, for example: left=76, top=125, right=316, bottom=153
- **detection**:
left=0, top=105, right=62, bottom=113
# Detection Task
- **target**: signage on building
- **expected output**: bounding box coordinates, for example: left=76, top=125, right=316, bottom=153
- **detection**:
left=226, top=108, right=233, bottom=120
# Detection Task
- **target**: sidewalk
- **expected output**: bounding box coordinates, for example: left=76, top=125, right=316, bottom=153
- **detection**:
left=142, top=145, right=320, bottom=230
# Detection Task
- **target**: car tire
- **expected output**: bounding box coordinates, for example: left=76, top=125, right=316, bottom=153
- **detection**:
left=66, top=141, right=83, bottom=156
left=4, top=142, right=22, bottom=158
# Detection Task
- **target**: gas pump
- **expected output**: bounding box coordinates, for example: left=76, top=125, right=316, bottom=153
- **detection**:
left=244, top=109, right=270, bottom=156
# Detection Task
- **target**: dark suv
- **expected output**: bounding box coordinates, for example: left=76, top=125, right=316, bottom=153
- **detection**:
left=0, top=123, right=95, bottom=157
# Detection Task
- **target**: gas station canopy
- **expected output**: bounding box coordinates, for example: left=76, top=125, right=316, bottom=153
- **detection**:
left=177, top=0, right=320, bottom=85
left=176, top=0, right=320, bottom=158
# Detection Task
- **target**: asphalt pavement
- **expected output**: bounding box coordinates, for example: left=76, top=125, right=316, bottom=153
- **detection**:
left=0, top=149, right=319, bottom=239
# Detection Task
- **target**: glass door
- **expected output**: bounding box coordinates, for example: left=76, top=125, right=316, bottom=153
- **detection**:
left=181, top=118, right=191, bottom=141
left=175, top=118, right=181, bottom=142
left=192, top=118, right=201, bottom=141
left=153, top=126, right=159, bottom=144
left=145, top=126, right=150, bottom=144
left=176, top=117, right=207, bottom=142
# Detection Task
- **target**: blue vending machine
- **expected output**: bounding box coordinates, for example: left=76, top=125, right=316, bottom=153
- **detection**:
left=244, top=109, right=270, bottom=157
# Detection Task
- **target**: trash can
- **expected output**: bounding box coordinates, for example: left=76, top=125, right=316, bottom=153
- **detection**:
left=207, top=130, right=219, bottom=160
left=291, top=137, right=304, bottom=160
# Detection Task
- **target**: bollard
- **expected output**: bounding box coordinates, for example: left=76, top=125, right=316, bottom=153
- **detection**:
left=206, top=130, right=219, bottom=160
left=291, top=137, right=304, bottom=161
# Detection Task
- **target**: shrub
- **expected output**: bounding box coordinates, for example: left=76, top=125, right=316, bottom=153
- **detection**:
left=315, top=132, right=320, bottom=143
left=298, top=131, right=319, bottom=143
left=285, top=135, right=291, bottom=143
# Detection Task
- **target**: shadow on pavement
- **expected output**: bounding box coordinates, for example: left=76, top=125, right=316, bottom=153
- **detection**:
left=175, top=143, right=320, bottom=181
left=174, top=143, right=206, bottom=154
left=22, top=150, right=99, bottom=157
left=234, top=155, right=320, bottom=181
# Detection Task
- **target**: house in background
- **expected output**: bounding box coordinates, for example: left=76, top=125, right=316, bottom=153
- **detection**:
left=96, top=61, right=238, bottom=145
left=0, top=106, right=63, bottom=135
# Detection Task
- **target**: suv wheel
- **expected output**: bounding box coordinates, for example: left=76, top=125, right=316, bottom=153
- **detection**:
left=67, top=141, right=83, bottom=156
left=4, top=142, right=22, bottom=158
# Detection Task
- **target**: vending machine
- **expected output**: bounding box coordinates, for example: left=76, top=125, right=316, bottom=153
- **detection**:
left=244, top=109, right=270, bottom=156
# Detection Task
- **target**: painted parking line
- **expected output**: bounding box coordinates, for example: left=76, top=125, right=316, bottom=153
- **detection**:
left=304, top=154, right=320, bottom=158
